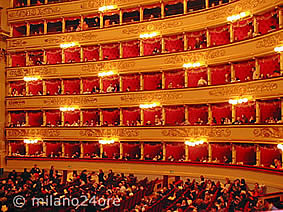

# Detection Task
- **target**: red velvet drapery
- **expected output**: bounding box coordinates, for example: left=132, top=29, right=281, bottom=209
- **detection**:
left=187, top=68, right=207, bottom=87
left=122, top=74, right=140, bottom=91
left=165, top=106, right=185, bottom=125
left=102, top=109, right=120, bottom=125
left=82, top=77, right=99, bottom=93
left=188, top=105, right=208, bottom=125
left=122, top=8, right=140, bottom=23
left=12, top=24, right=26, bottom=37
left=235, top=102, right=256, bottom=121
left=122, top=40, right=140, bottom=58
left=11, top=52, right=26, bottom=67
left=45, top=79, right=61, bottom=95
left=144, top=143, right=162, bottom=159
left=63, top=79, right=80, bottom=94
left=209, top=25, right=230, bottom=46
left=123, top=143, right=140, bottom=158
left=166, top=143, right=185, bottom=160
left=28, top=143, right=43, bottom=155
left=103, top=143, right=120, bottom=158
left=210, top=64, right=231, bottom=85
left=102, top=75, right=119, bottom=92
left=258, top=54, right=280, bottom=77
left=143, top=72, right=162, bottom=91
left=233, top=60, right=255, bottom=81
left=211, top=103, right=232, bottom=124
left=64, top=111, right=80, bottom=125
left=46, top=142, right=62, bottom=156
left=186, top=30, right=207, bottom=50
left=188, top=144, right=208, bottom=162
left=46, top=49, right=62, bottom=64
left=164, top=70, right=184, bottom=89
left=28, top=111, right=43, bottom=127
left=82, top=110, right=100, bottom=125
left=64, top=47, right=80, bottom=63
left=122, top=108, right=140, bottom=125
left=164, top=34, right=184, bottom=52
left=143, top=38, right=161, bottom=56
left=83, top=46, right=99, bottom=62
left=102, top=43, right=120, bottom=60
left=46, top=110, right=61, bottom=126
left=211, top=144, right=232, bottom=163
left=10, top=81, right=25, bottom=96
left=10, top=142, right=25, bottom=155
left=28, top=80, right=43, bottom=95
left=235, top=145, right=256, bottom=165
left=260, top=145, right=281, bottom=167
left=233, top=17, right=253, bottom=41
left=64, top=143, right=80, bottom=157
left=11, top=111, right=25, bottom=125
left=256, top=10, right=279, bottom=35
left=143, top=108, right=162, bottom=125
left=259, top=99, right=281, bottom=123
left=83, top=142, right=100, bottom=156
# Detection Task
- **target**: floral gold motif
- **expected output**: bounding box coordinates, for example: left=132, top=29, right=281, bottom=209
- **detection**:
left=6, top=129, right=60, bottom=138
left=256, top=32, right=282, bottom=49
left=7, top=67, right=57, bottom=79
left=82, top=61, right=135, bottom=72
left=253, top=127, right=282, bottom=138
left=8, top=7, right=61, bottom=20
left=43, top=96, right=97, bottom=105
left=121, top=92, right=183, bottom=103
left=44, top=32, right=98, bottom=44
left=80, top=129, right=139, bottom=137
left=162, top=128, right=231, bottom=137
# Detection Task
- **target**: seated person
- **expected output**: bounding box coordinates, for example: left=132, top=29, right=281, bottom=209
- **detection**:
left=249, top=116, right=256, bottom=124
left=82, top=21, right=89, bottom=30
left=223, top=155, right=231, bottom=164
left=197, top=77, right=208, bottom=86
left=106, top=83, right=114, bottom=93
left=152, top=47, right=160, bottom=55
left=144, top=154, right=151, bottom=160
left=270, top=158, right=282, bottom=169
left=232, top=117, right=243, bottom=125
left=195, top=118, right=204, bottom=125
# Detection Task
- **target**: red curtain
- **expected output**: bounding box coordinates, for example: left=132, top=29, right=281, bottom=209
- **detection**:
left=165, top=106, right=185, bottom=125
left=102, top=75, right=119, bottom=92
left=211, top=144, right=232, bottom=163
left=235, top=102, right=256, bottom=121
left=211, top=103, right=232, bottom=124
left=28, top=50, right=43, bottom=65
left=258, top=54, right=280, bottom=77
left=260, top=145, right=281, bottom=167
left=102, top=109, right=120, bottom=125
left=28, top=111, right=43, bottom=127
left=82, top=110, right=100, bottom=125
left=64, top=143, right=80, bottom=157
left=11, top=52, right=26, bottom=67
left=64, top=47, right=80, bottom=63
left=164, top=34, right=184, bottom=52
left=103, top=143, right=120, bottom=158
left=144, top=108, right=162, bottom=125
left=188, top=105, right=208, bottom=125
left=64, top=111, right=80, bottom=125
left=186, top=30, right=207, bottom=50
left=209, top=25, right=230, bottom=47
left=28, top=80, right=43, bottom=95
left=102, top=43, right=120, bottom=60
left=122, top=40, right=140, bottom=58
left=123, top=143, right=140, bottom=158
left=47, top=19, right=62, bottom=33
left=233, top=17, right=253, bottom=41
left=12, top=24, right=26, bottom=37
left=45, top=79, right=61, bottom=95
left=143, top=3, right=161, bottom=20
left=122, top=108, right=140, bottom=125
left=46, top=49, right=62, bottom=64
left=82, top=77, right=99, bottom=93
left=188, top=144, right=208, bottom=162
left=122, top=74, right=140, bottom=91
left=259, top=99, right=281, bottom=123
left=46, top=110, right=61, bottom=126
left=187, top=68, right=207, bottom=88
left=10, top=142, right=25, bottom=155
left=210, top=64, right=231, bottom=85
left=83, top=46, right=99, bottom=62
left=46, top=142, right=62, bottom=156
left=144, top=143, right=162, bottom=159
left=143, top=72, right=162, bottom=91
left=233, top=60, right=255, bottom=81
left=63, top=79, right=80, bottom=94
left=165, top=70, right=184, bottom=89
left=256, top=10, right=279, bottom=35
left=235, top=145, right=256, bottom=165
left=143, top=38, right=161, bottom=56
left=166, top=143, right=185, bottom=160
left=83, top=142, right=100, bottom=156
left=10, top=81, right=25, bottom=96
left=28, top=143, right=43, bottom=155
left=11, top=112, right=25, bottom=125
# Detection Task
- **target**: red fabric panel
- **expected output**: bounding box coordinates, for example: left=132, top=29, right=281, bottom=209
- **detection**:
left=102, top=43, right=120, bottom=60
left=64, top=111, right=80, bottom=125
left=65, top=16, right=80, bottom=21
left=235, top=102, right=256, bottom=121
left=63, top=79, right=80, bottom=94
left=144, top=143, right=162, bottom=158
left=64, top=143, right=80, bottom=156
left=28, top=111, right=43, bottom=127
left=164, top=34, right=184, bottom=52
left=122, top=108, right=140, bottom=125
left=47, top=18, right=62, bottom=23
left=83, top=46, right=99, bottom=62
left=83, top=143, right=100, bottom=155
left=13, top=24, right=26, bottom=37
left=45, top=79, right=61, bottom=95
left=188, top=105, right=208, bottom=125
left=82, top=77, right=99, bottom=93
left=46, top=49, right=62, bottom=64
left=256, top=10, right=279, bottom=35
left=165, top=106, right=185, bottom=125
left=102, top=109, right=120, bottom=125
left=211, top=103, right=232, bottom=124
left=65, top=47, right=80, bottom=63
left=259, top=100, right=281, bottom=123
left=46, top=110, right=61, bottom=126
left=10, top=142, right=25, bottom=155
left=82, top=110, right=99, bottom=125
left=233, top=60, right=255, bottom=81
left=165, top=70, right=184, bottom=89
left=28, top=143, right=43, bottom=155
left=258, top=54, right=280, bottom=77
left=209, top=25, right=230, bottom=46
left=260, top=145, right=281, bottom=167
left=233, top=17, right=253, bottom=41
left=122, top=143, right=140, bottom=158
left=11, top=52, right=26, bottom=67
left=122, top=40, right=140, bottom=58
left=46, top=142, right=62, bottom=156
left=144, top=108, right=162, bottom=125
left=187, top=68, right=207, bottom=88
left=11, top=112, right=25, bottom=125
left=210, top=64, right=231, bottom=85
left=188, top=144, right=208, bottom=161
left=211, top=144, right=232, bottom=163
left=102, top=75, right=119, bottom=92
left=10, top=81, right=25, bottom=96
left=122, top=74, right=140, bottom=91
left=103, top=143, right=120, bottom=158
left=235, top=145, right=256, bottom=164
left=28, top=80, right=43, bottom=95
left=143, top=38, right=161, bottom=56
left=143, top=72, right=162, bottom=91
left=166, top=143, right=185, bottom=160
left=187, top=30, right=207, bottom=50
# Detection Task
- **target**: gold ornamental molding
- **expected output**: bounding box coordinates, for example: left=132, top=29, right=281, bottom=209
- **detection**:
left=7, top=66, right=57, bottom=79
left=44, top=32, right=98, bottom=45
left=6, top=129, right=60, bottom=138
left=162, top=128, right=232, bottom=137
left=80, top=129, right=139, bottom=137
left=253, top=128, right=283, bottom=139
left=81, top=61, right=136, bottom=73
left=256, top=32, right=283, bottom=49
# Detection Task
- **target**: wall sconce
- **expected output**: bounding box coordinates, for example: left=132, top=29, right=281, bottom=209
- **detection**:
left=99, top=139, right=117, bottom=144
left=24, top=76, right=41, bottom=81
left=60, top=42, right=79, bottom=49
left=227, top=11, right=250, bottom=22
left=228, top=98, right=249, bottom=105
left=24, top=139, right=40, bottom=144
left=60, top=107, right=78, bottom=112
left=185, top=138, right=207, bottom=147
left=277, top=144, right=283, bottom=151
left=99, top=5, right=118, bottom=12
left=274, top=46, right=283, bottom=53
left=183, top=62, right=202, bottom=68
left=139, top=102, right=160, bottom=109
left=140, top=32, right=160, bottom=39
left=98, top=71, right=116, bottom=77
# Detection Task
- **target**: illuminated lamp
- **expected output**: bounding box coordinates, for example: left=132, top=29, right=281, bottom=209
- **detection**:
left=139, top=102, right=160, bottom=109
left=99, top=5, right=118, bottom=12
left=24, top=76, right=41, bottom=81
left=98, top=71, right=116, bottom=77
left=60, top=42, right=79, bottom=49
left=139, top=32, right=160, bottom=39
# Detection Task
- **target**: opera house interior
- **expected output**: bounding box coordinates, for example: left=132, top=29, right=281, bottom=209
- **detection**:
left=0, top=0, right=282, bottom=211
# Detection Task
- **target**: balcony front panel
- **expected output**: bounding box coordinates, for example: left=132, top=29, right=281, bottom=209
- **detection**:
left=6, top=30, right=282, bottom=80
left=5, top=125, right=283, bottom=143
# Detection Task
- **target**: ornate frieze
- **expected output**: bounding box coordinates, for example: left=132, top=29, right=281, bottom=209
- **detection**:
left=253, top=127, right=283, bottom=139
left=162, top=128, right=232, bottom=137
left=81, top=61, right=135, bottom=73
left=80, top=128, right=139, bottom=137
left=7, top=129, right=60, bottom=137
left=120, top=92, right=183, bottom=103
left=42, top=96, right=97, bottom=105
left=256, top=32, right=283, bottom=49
left=7, top=67, right=57, bottom=78
left=8, top=6, right=61, bottom=19
left=44, top=32, right=98, bottom=44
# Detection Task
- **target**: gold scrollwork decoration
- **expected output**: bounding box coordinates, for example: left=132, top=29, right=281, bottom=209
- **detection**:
left=7, top=129, right=60, bottom=138
left=253, top=127, right=282, bottom=138
left=162, top=127, right=232, bottom=137
left=43, top=96, right=97, bottom=106
left=256, top=32, right=282, bottom=49
left=80, top=128, right=139, bottom=137
left=44, top=32, right=98, bottom=44
left=8, top=7, right=61, bottom=19
left=82, top=61, right=135, bottom=72
left=7, top=100, right=26, bottom=107
left=7, top=67, right=57, bottom=78
left=121, top=92, right=183, bottom=103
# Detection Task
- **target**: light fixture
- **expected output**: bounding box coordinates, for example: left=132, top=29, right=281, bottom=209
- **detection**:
left=139, top=32, right=160, bottom=39
left=139, top=102, right=160, bottom=109
left=274, top=46, right=283, bottom=53
left=60, top=42, right=79, bottom=49
left=227, top=11, right=250, bottom=22
left=183, top=62, right=202, bottom=68
left=278, top=144, right=283, bottom=151
left=99, top=5, right=118, bottom=12
left=24, top=76, right=41, bottom=81
left=185, top=138, right=207, bottom=147
left=24, top=139, right=40, bottom=144
left=228, top=98, right=249, bottom=105
left=60, top=107, right=78, bottom=112
left=99, top=139, right=117, bottom=144
left=98, top=71, right=116, bottom=77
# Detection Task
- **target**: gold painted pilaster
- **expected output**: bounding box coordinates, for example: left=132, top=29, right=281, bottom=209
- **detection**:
left=208, top=104, right=212, bottom=125
left=62, top=143, right=65, bottom=157
left=44, top=0, right=48, bottom=4
left=25, top=143, right=29, bottom=156
left=119, top=75, right=123, bottom=92
left=43, top=111, right=46, bottom=126
left=80, top=47, right=83, bottom=62
left=232, top=105, right=236, bottom=122
left=44, top=20, right=47, bottom=34
left=99, top=77, right=103, bottom=91
left=99, top=45, right=103, bottom=60
left=140, top=40, right=144, bottom=56
left=80, top=79, right=83, bottom=94
left=229, top=23, right=233, bottom=43
left=255, top=58, right=260, bottom=78
left=80, top=111, right=83, bottom=126
left=120, top=108, right=123, bottom=126
left=206, top=28, right=210, bottom=47
left=183, top=0, right=187, bottom=14
left=208, top=143, right=212, bottom=162
left=141, top=109, right=144, bottom=125
left=62, top=18, right=65, bottom=33
left=9, top=25, right=13, bottom=37
left=8, top=143, right=11, bottom=156
left=256, top=144, right=260, bottom=166
left=205, top=0, right=209, bottom=8
left=185, top=105, right=189, bottom=122
left=162, top=107, right=165, bottom=125
left=61, top=112, right=64, bottom=126
left=279, top=9, right=283, bottom=29
left=43, top=142, right=46, bottom=157
left=62, top=49, right=65, bottom=63
left=185, top=144, right=188, bottom=161
left=119, top=42, right=123, bottom=58
left=161, top=37, right=165, bottom=53
left=119, top=10, right=123, bottom=25
left=100, top=144, right=103, bottom=158
left=184, top=69, right=188, bottom=87
left=26, top=23, right=30, bottom=36
left=10, top=0, right=14, bottom=8
left=100, top=13, right=103, bottom=28
left=281, top=98, right=283, bottom=121
left=207, top=67, right=211, bottom=85
left=140, top=7, right=143, bottom=22
left=232, top=144, right=236, bottom=164
left=162, top=142, right=166, bottom=161
left=253, top=16, right=258, bottom=35
left=161, top=71, right=165, bottom=89
left=280, top=53, right=283, bottom=76
left=120, top=143, right=123, bottom=159
left=140, top=74, right=144, bottom=90
left=161, top=2, right=165, bottom=18
left=43, top=50, right=47, bottom=64
left=183, top=33, right=188, bottom=51
left=25, top=112, right=29, bottom=126
left=80, top=143, right=84, bottom=158
left=231, top=63, right=235, bottom=82
left=256, top=101, right=260, bottom=123
left=27, top=0, right=31, bottom=6
left=80, top=15, right=84, bottom=29
left=140, top=142, right=144, bottom=160
left=99, top=110, right=103, bottom=126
